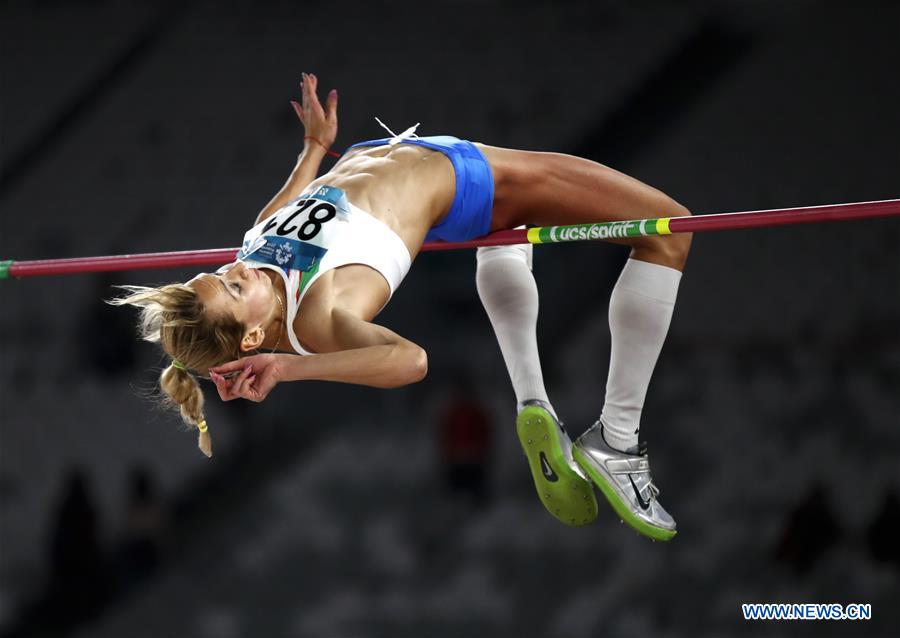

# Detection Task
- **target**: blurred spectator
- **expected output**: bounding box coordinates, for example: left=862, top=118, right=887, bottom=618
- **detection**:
left=772, top=480, right=841, bottom=573
left=437, top=372, right=493, bottom=507
left=866, top=487, right=900, bottom=572
left=47, top=467, right=107, bottom=625
left=114, top=466, right=169, bottom=592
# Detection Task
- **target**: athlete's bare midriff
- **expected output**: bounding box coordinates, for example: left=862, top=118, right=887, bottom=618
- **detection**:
left=304, top=143, right=457, bottom=259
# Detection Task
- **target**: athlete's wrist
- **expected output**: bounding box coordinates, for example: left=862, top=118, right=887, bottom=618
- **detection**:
left=270, top=352, right=288, bottom=378
left=272, top=352, right=302, bottom=382
left=301, top=141, right=327, bottom=159
left=303, top=135, right=340, bottom=158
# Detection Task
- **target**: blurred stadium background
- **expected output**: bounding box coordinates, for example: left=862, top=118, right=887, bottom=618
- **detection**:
left=1, top=0, right=898, bottom=636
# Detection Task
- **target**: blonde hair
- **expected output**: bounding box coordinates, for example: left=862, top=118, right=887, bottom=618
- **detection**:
left=109, top=283, right=244, bottom=457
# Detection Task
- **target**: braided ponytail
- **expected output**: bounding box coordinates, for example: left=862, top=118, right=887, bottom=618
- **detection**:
left=161, top=362, right=212, bottom=457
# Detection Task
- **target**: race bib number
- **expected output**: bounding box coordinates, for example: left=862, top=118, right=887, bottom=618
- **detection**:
left=238, top=185, right=349, bottom=273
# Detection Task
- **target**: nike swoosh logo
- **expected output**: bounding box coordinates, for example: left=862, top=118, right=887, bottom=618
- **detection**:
left=628, top=475, right=651, bottom=510
left=539, top=452, right=559, bottom=482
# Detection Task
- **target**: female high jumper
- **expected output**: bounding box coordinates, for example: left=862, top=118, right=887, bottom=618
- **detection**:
left=113, top=73, right=692, bottom=541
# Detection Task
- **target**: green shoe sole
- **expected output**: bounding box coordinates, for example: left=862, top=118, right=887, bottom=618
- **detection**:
left=572, top=446, right=676, bottom=541
left=516, top=406, right=598, bottom=527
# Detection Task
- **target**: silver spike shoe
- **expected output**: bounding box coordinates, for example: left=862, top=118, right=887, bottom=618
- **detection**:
left=573, top=421, right=676, bottom=541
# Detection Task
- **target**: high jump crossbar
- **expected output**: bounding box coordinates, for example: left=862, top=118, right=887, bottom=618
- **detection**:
left=2, top=199, right=898, bottom=279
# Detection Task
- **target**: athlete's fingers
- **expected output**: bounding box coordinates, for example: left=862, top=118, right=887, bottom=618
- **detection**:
left=301, top=73, right=309, bottom=111
left=221, top=364, right=252, bottom=398
left=247, top=381, right=266, bottom=403
left=209, top=370, right=236, bottom=401
left=246, top=377, right=264, bottom=402
left=256, top=369, right=278, bottom=400
left=211, top=374, right=236, bottom=401
left=325, top=89, right=338, bottom=122
left=305, top=75, right=326, bottom=115
left=210, top=359, right=247, bottom=374
left=236, top=364, right=253, bottom=384
left=290, top=100, right=304, bottom=124
left=209, top=371, right=224, bottom=400
left=234, top=374, right=257, bottom=400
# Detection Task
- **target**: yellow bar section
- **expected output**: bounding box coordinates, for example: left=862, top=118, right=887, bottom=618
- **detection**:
left=527, top=227, right=544, bottom=243
left=655, top=218, right=672, bottom=235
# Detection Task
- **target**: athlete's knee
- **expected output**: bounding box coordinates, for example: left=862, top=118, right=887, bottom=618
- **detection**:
left=631, top=201, right=691, bottom=268
left=668, top=201, right=692, bottom=219
left=476, top=240, right=533, bottom=270
left=666, top=202, right=692, bottom=262
left=409, top=346, right=428, bottom=383
left=476, top=242, right=538, bottom=309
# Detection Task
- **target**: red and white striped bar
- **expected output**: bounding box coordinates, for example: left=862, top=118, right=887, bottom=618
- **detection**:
left=2, top=199, right=898, bottom=279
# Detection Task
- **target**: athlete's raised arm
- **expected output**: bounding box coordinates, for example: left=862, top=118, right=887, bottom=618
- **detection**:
left=255, top=72, right=339, bottom=225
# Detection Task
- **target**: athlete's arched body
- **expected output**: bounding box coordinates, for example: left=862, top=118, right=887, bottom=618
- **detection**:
left=117, top=73, right=691, bottom=540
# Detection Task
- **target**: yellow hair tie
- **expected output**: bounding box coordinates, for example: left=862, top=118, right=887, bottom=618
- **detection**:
left=196, top=419, right=208, bottom=433
left=172, top=359, right=187, bottom=371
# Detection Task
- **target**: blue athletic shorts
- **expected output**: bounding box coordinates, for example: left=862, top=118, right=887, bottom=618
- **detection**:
left=345, top=135, right=495, bottom=242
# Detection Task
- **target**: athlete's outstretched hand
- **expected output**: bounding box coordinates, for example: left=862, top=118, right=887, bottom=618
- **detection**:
left=209, top=354, right=283, bottom=403
left=292, top=72, right=338, bottom=152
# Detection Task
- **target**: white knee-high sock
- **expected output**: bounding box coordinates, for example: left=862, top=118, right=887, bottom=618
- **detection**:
left=476, top=241, right=554, bottom=416
left=600, top=258, right=682, bottom=452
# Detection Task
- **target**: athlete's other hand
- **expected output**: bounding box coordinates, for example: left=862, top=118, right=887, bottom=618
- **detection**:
left=209, top=354, right=282, bottom=403
left=292, top=72, right=338, bottom=151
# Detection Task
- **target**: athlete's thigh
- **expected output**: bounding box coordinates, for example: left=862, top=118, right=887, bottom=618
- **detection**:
left=482, top=145, right=686, bottom=230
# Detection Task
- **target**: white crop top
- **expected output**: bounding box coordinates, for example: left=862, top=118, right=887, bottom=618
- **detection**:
left=234, top=185, right=412, bottom=355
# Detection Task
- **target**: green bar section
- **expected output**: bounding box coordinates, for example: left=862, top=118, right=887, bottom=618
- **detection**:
left=0, top=260, right=12, bottom=280
left=530, top=219, right=662, bottom=244
left=539, top=227, right=554, bottom=243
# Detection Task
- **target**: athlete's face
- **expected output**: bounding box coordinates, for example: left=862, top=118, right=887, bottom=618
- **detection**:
left=188, top=262, right=279, bottom=350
